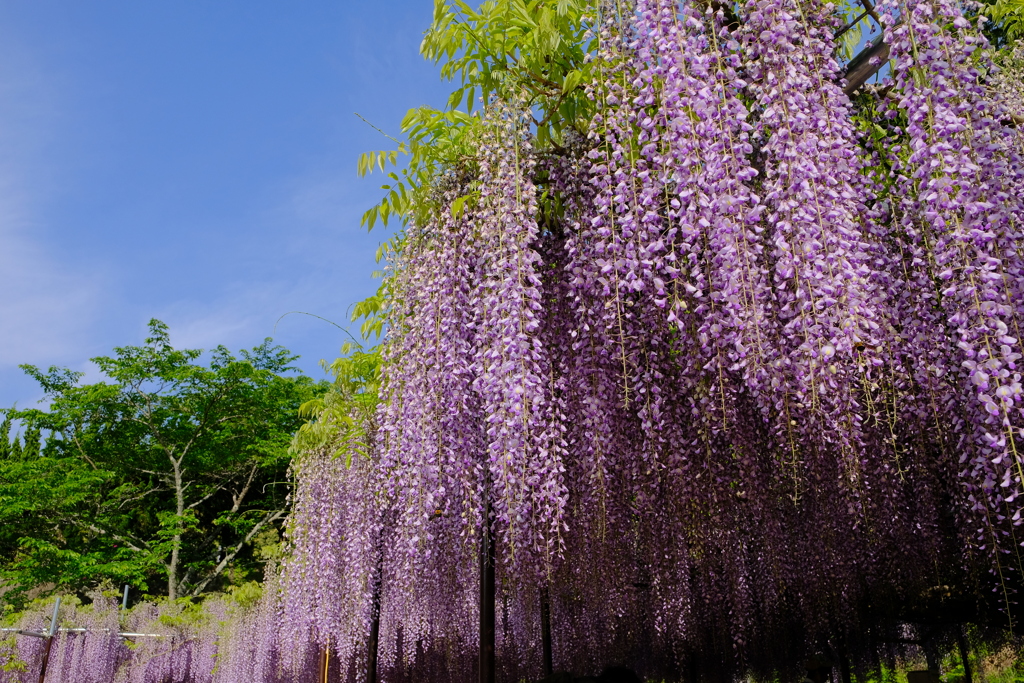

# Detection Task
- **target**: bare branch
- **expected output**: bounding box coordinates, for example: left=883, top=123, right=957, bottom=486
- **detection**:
left=843, top=39, right=890, bottom=95
left=183, top=509, right=286, bottom=597
left=230, top=464, right=261, bottom=514
left=185, top=484, right=227, bottom=511
left=117, top=486, right=165, bottom=510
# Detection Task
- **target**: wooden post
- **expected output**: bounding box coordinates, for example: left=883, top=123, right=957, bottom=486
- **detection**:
left=480, top=491, right=495, bottom=683
left=36, top=638, right=55, bottom=683
left=540, top=586, right=553, bottom=676
left=318, top=639, right=330, bottom=683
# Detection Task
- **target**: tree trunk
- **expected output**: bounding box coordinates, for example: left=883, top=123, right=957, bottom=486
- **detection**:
left=923, top=630, right=941, bottom=674
left=367, top=604, right=381, bottom=683
left=367, top=542, right=383, bottom=683
left=168, top=457, right=184, bottom=600
left=480, top=489, right=495, bottom=683
left=834, top=636, right=852, bottom=683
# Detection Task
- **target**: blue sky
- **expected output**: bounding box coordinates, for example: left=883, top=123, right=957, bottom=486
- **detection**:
left=0, top=1, right=450, bottom=410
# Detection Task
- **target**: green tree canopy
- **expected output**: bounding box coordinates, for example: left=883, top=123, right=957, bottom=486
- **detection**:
left=0, top=320, right=328, bottom=605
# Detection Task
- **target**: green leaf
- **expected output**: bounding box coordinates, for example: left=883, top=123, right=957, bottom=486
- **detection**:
left=562, top=69, right=583, bottom=95
left=452, top=193, right=471, bottom=219
left=362, top=206, right=379, bottom=231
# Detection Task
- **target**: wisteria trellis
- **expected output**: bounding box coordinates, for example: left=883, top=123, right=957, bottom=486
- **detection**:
left=273, top=0, right=1023, bottom=677
left=3, top=0, right=1022, bottom=681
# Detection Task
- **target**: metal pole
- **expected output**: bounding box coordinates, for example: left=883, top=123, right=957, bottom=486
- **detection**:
left=479, top=489, right=495, bottom=683
left=121, top=585, right=129, bottom=611
left=48, top=598, right=61, bottom=638
left=37, top=597, right=61, bottom=683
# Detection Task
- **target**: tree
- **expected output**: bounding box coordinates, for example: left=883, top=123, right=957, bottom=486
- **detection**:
left=19, top=424, right=40, bottom=460
left=0, top=413, right=10, bottom=459
left=0, top=320, right=328, bottom=603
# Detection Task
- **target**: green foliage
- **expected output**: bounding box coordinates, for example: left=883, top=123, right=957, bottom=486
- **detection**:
left=251, top=526, right=284, bottom=563
left=0, top=319, right=328, bottom=606
left=351, top=291, right=386, bottom=340
left=291, top=342, right=381, bottom=465
left=356, top=0, right=599, bottom=235
left=421, top=0, right=597, bottom=139
left=0, top=634, right=27, bottom=674
left=225, top=580, right=264, bottom=611
left=988, top=0, right=1024, bottom=40
left=834, top=2, right=872, bottom=61
left=356, top=108, right=476, bottom=232
left=20, top=424, right=40, bottom=460
left=155, top=599, right=210, bottom=630
left=0, top=414, right=26, bottom=461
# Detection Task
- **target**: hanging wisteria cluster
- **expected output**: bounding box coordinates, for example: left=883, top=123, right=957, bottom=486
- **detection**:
left=343, top=0, right=1024, bottom=678
left=0, top=594, right=234, bottom=683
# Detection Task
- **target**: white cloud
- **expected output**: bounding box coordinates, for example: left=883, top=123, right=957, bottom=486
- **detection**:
left=141, top=168, right=387, bottom=373
left=154, top=297, right=265, bottom=352
left=0, top=35, right=101, bottom=371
